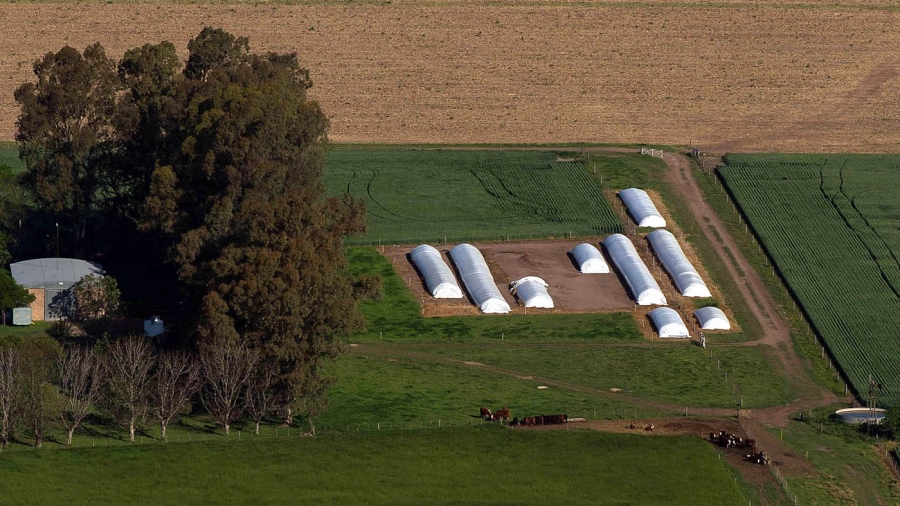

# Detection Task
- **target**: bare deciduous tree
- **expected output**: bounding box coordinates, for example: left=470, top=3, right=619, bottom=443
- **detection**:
left=246, top=363, right=277, bottom=435
left=18, top=340, right=58, bottom=448
left=200, top=335, right=255, bottom=435
left=104, top=335, right=153, bottom=442
left=0, top=346, right=19, bottom=447
left=153, top=350, right=200, bottom=441
left=57, top=345, right=103, bottom=445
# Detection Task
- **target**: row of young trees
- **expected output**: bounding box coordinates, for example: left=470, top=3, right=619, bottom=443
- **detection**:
left=0, top=334, right=287, bottom=448
left=12, top=27, right=371, bottom=430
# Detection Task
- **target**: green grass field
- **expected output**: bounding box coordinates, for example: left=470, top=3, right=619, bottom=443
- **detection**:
left=777, top=416, right=900, bottom=505
left=345, top=246, right=792, bottom=410
left=325, top=148, right=622, bottom=245
left=0, top=427, right=750, bottom=505
left=718, top=154, right=900, bottom=406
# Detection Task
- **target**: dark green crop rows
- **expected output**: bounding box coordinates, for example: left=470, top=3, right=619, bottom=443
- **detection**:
left=325, top=149, right=622, bottom=245
left=719, top=154, right=900, bottom=406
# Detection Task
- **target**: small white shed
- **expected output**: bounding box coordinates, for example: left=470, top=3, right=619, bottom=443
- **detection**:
left=618, top=188, right=666, bottom=228
left=410, top=245, right=463, bottom=298
left=570, top=243, right=610, bottom=274
left=603, top=234, right=667, bottom=306
left=694, top=307, right=731, bottom=330
left=648, top=307, right=690, bottom=338
left=448, top=244, right=510, bottom=314
left=509, top=276, right=554, bottom=309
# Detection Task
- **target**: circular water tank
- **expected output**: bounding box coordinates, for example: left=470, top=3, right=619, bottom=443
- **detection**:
left=833, top=407, right=887, bottom=425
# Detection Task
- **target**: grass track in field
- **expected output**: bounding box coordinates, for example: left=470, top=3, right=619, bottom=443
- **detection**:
left=422, top=342, right=792, bottom=409
left=0, top=427, right=750, bottom=506
left=719, top=154, right=900, bottom=406
left=320, top=354, right=666, bottom=429
left=325, top=149, right=622, bottom=246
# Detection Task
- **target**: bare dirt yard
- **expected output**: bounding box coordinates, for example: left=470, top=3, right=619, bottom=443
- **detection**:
left=1, top=0, right=898, bottom=152
left=383, top=240, right=633, bottom=316
left=527, top=416, right=815, bottom=502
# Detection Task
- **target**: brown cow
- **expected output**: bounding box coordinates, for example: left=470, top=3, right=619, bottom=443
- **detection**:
left=480, top=407, right=493, bottom=421
left=493, top=407, right=510, bottom=421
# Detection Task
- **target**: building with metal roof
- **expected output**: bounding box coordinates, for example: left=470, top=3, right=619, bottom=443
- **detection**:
left=10, top=258, right=104, bottom=321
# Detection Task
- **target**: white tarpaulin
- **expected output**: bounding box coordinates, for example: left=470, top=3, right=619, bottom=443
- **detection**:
left=603, top=234, right=667, bottom=306
left=647, top=230, right=712, bottom=298
left=648, top=307, right=690, bottom=338
left=509, top=276, right=554, bottom=308
left=694, top=306, right=731, bottom=330
left=410, top=245, right=463, bottom=298
left=571, top=243, right=610, bottom=273
left=619, top=188, right=666, bottom=228
left=449, top=244, right=510, bottom=314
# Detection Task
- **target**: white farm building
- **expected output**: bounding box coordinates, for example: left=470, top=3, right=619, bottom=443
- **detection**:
left=410, top=245, right=463, bottom=298
left=602, top=234, right=667, bottom=306
left=694, top=306, right=731, bottom=330
left=648, top=307, right=690, bottom=338
left=448, top=244, right=510, bottom=314
left=619, top=188, right=666, bottom=228
left=570, top=243, right=610, bottom=273
left=647, top=230, right=712, bottom=298
left=509, top=276, right=554, bottom=309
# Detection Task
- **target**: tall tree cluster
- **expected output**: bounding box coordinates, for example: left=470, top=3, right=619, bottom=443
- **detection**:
left=14, top=27, right=367, bottom=430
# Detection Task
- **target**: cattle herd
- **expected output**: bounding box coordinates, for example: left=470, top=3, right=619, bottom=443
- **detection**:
left=709, top=430, right=770, bottom=466
left=478, top=407, right=568, bottom=427
left=709, top=430, right=755, bottom=449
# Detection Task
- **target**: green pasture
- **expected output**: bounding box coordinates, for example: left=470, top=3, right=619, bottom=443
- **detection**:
left=0, top=427, right=750, bottom=505
left=324, top=148, right=622, bottom=245
left=719, top=154, right=900, bottom=406
left=776, top=415, right=900, bottom=505
left=319, top=352, right=670, bottom=429
left=371, top=342, right=792, bottom=409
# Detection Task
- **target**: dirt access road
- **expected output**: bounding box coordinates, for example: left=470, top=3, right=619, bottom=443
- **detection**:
left=656, top=150, right=842, bottom=424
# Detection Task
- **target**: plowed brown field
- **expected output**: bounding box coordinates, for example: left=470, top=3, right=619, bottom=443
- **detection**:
left=1, top=1, right=898, bottom=151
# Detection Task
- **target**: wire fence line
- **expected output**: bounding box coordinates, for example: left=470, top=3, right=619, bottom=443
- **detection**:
left=0, top=407, right=684, bottom=453
left=888, top=449, right=900, bottom=478
left=739, top=418, right=801, bottom=506
left=769, top=465, right=801, bottom=506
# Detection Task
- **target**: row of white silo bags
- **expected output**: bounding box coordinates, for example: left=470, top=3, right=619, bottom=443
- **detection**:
left=602, top=234, right=667, bottom=306
left=618, top=186, right=727, bottom=330
left=448, top=244, right=511, bottom=314
left=618, top=188, right=666, bottom=228
left=509, top=276, right=554, bottom=309
left=410, top=245, right=464, bottom=299
left=649, top=306, right=730, bottom=337
left=646, top=230, right=712, bottom=298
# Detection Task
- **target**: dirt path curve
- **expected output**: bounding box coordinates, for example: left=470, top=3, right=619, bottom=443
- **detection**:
left=653, top=150, right=842, bottom=426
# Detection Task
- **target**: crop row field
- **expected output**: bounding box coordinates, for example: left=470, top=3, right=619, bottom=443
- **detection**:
left=718, top=154, right=900, bottom=406
left=325, top=149, right=621, bottom=245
